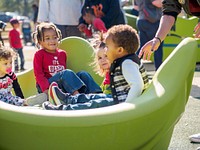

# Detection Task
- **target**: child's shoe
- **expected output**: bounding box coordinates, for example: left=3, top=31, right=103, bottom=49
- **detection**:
left=42, top=101, right=63, bottom=110
left=48, top=82, right=58, bottom=105
left=26, top=93, right=47, bottom=106
left=189, top=133, right=200, bottom=143
left=51, top=86, right=71, bottom=105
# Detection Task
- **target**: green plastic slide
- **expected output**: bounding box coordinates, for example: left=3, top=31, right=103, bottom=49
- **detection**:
left=0, top=37, right=197, bottom=150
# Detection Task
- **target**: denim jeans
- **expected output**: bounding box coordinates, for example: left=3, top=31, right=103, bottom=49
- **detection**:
left=14, top=48, right=25, bottom=70
left=37, top=69, right=102, bottom=94
left=136, top=19, right=163, bottom=70
left=61, top=94, right=116, bottom=110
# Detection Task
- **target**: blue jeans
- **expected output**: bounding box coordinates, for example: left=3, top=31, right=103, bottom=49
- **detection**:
left=37, top=69, right=102, bottom=94
left=136, top=19, right=163, bottom=70
left=14, top=48, right=25, bottom=70
left=61, top=94, right=116, bottom=110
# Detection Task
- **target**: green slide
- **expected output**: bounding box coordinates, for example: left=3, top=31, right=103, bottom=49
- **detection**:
left=0, top=37, right=197, bottom=150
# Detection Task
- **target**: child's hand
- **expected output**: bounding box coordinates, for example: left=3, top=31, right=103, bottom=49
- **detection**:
left=78, top=23, right=87, bottom=32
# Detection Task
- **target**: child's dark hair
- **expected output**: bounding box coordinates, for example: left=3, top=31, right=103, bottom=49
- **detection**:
left=0, top=46, right=16, bottom=61
left=107, top=24, right=140, bottom=54
left=32, top=22, right=62, bottom=49
left=82, top=6, right=95, bottom=16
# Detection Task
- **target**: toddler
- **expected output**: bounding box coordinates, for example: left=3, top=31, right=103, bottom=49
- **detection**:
left=0, top=46, right=47, bottom=106
left=82, top=6, right=107, bottom=38
left=9, top=18, right=25, bottom=72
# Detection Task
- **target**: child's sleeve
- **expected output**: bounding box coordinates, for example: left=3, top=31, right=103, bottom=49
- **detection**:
left=11, top=73, right=24, bottom=98
left=33, top=51, right=50, bottom=92
left=122, top=60, right=144, bottom=102
left=93, top=18, right=107, bottom=32
left=83, top=27, right=92, bottom=37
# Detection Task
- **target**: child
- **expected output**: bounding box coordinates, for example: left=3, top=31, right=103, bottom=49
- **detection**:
left=32, top=22, right=102, bottom=99
left=0, top=46, right=47, bottom=106
left=43, top=24, right=149, bottom=110
left=9, top=18, right=25, bottom=72
left=82, top=6, right=107, bottom=38
left=90, top=34, right=111, bottom=95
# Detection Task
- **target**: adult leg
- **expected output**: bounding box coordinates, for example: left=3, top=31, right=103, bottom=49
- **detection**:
left=136, top=19, right=149, bottom=55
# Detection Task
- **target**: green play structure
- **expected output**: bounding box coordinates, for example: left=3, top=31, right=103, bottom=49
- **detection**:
left=0, top=37, right=198, bottom=150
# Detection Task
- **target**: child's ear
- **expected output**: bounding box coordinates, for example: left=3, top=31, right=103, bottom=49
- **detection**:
left=117, top=47, right=124, bottom=54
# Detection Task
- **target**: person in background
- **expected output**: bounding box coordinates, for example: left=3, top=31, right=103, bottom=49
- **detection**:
left=32, top=4, right=38, bottom=26
left=9, top=18, right=25, bottom=72
left=0, top=46, right=47, bottom=106
left=134, top=0, right=163, bottom=70
left=37, top=0, right=84, bottom=38
left=139, top=0, right=200, bottom=60
left=42, top=24, right=149, bottom=110
left=137, top=0, right=200, bottom=146
left=78, top=0, right=125, bottom=33
left=82, top=6, right=107, bottom=38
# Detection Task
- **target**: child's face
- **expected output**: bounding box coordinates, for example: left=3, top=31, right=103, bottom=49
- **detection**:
left=83, top=13, right=92, bottom=24
left=39, top=29, right=59, bottom=53
left=12, top=23, right=20, bottom=29
left=105, top=35, right=120, bottom=63
left=0, top=57, right=12, bottom=76
left=97, top=47, right=110, bottom=70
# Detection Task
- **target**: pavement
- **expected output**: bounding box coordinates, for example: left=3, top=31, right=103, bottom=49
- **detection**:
left=18, top=45, right=200, bottom=150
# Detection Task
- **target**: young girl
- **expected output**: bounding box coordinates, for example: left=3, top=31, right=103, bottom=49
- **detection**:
left=0, top=46, right=47, bottom=106
left=32, top=22, right=102, bottom=102
left=82, top=6, right=107, bottom=38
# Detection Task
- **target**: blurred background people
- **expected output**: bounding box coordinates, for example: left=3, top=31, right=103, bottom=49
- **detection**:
left=78, top=0, right=125, bottom=33
left=37, top=0, right=83, bottom=38
left=134, top=0, right=163, bottom=70
left=9, top=18, right=25, bottom=72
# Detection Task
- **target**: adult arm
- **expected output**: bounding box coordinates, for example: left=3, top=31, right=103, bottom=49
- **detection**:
left=139, top=15, right=175, bottom=60
left=122, top=60, right=144, bottom=102
left=138, top=0, right=182, bottom=60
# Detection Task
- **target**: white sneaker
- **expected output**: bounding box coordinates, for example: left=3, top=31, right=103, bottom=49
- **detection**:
left=197, top=147, right=200, bottom=150
left=189, top=133, right=200, bottom=143
left=26, top=93, right=47, bottom=106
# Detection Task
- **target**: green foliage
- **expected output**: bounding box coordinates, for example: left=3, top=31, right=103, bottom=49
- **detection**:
left=0, top=0, right=36, bottom=17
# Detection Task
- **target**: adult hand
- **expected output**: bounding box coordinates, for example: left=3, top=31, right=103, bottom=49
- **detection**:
left=194, top=22, right=200, bottom=38
left=138, top=37, right=161, bottom=60
left=78, top=23, right=87, bottom=32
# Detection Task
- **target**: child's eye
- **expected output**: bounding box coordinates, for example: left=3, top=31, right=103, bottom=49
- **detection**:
left=98, top=56, right=102, bottom=60
left=45, top=37, right=50, bottom=40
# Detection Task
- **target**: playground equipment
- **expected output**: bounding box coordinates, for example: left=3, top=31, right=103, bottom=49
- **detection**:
left=0, top=37, right=198, bottom=150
